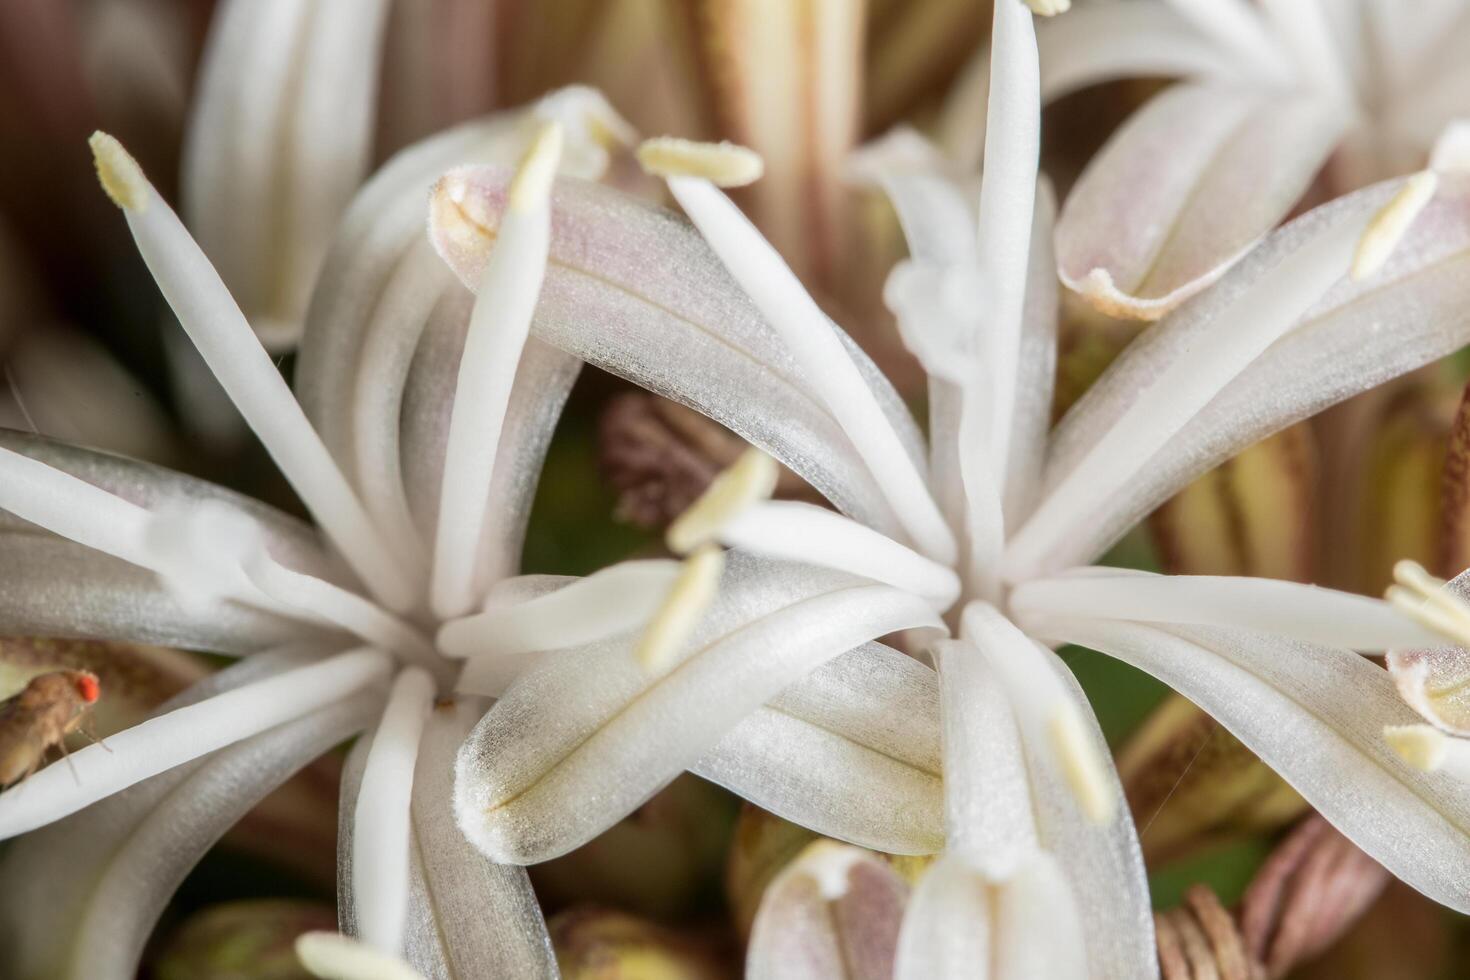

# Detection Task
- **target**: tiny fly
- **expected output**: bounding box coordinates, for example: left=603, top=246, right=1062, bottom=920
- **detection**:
left=0, top=670, right=101, bottom=788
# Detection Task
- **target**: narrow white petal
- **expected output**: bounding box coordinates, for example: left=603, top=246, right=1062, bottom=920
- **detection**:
left=1009, top=187, right=1374, bottom=582
left=0, top=647, right=390, bottom=838
left=1053, top=617, right=1470, bottom=913
left=1013, top=571, right=1442, bottom=651
left=660, top=172, right=955, bottom=564
left=454, top=557, right=943, bottom=863
left=894, top=853, right=992, bottom=980
left=438, top=561, right=682, bottom=659
left=961, top=603, right=1117, bottom=824
left=93, top=134, right=416, bottom=612
left=64, top=690, right=380, bottom=980
left=930, top=639, right=1038, bottom=861
left=183, top=0, right=392, bottom=347
left=695, top=642, right=944, bottom=854
left=1040, top=178, right=1470, bottom=570
left=974, top=0, right=1039, bottom=475
left=0, top=653, right=308, bottom=979
left=352, top=668, right=435, bottom=956
left=941, top=0, right=1236, bottom=168
left=431, top=168, right=924, bottom=543
left=720, top=501, right=961, bottom=607
left=431, top=125, right=562, bottom=619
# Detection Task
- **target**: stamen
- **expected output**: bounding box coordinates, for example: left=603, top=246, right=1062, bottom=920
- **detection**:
left=430, top=122, right=563, bottom=620
left=1384, top=724, right=1447, bottom=772
left=1386, top=559, right=1470, bottom=648
left=436, top=560, right=682, bottom=659
left=642, top=151, right=958, bottom=564
left=636, top=137, right=764, bottom=187
left=88, top=132, right=148, bottom=212
left=508, top=122, right=565, bottom=212
left=1005, top=201, right=1376, bottom=583
left=634, top=545, right=724, bottom=673
left=353, top=667, right=435, bottom=957
left=1352, top=171, right=1438, bottom=280
left=90, top=132, right=416, bottom=613
left=666, top=448, right=779, bottom=554
left=1048, top=704, right=1116, bottom=823
left=295, top=931, right=426, bottom=980
left=720, top=500, right=963, bottom=608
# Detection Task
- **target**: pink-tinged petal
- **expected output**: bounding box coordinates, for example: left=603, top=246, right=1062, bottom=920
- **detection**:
left=453, top=554, right=944, bottom=864
left=1049, top=618, right=1470, bottom=913
left=1055, top=83, right=1345, bottom=320
left=338, top=698, right=557, bottom=979
left=1040, top=178, right=1470, bottom=572
left=430, top=168, right=926, bottom=544
left=747, top=841, right=908, bottom=980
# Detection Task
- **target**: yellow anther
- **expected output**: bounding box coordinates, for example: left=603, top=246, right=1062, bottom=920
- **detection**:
left=633, top=544, right=725, bottom=673
left=636, top=137, right=764, bottom=187
left=1384, top=724, right=1448, bottom=772
left=666, top=448, right=779, bottom=555
left=1352, top=171, right=1438, bottom=280
left=1049, top=705, right=1116, bottom=824
left=89, top=131, right=148, bottom=212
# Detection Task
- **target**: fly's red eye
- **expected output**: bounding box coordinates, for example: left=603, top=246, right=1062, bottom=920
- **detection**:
left=75, top=674, right=100, bottom=704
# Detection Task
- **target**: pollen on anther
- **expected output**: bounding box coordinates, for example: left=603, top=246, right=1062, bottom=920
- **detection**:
left=89, top=131, right=148, bottom=212
left=637, top=137, right=764, bottom=187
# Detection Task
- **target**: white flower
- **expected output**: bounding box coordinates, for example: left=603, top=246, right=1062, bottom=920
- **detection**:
left=0, top=88, right=656, bottom=980
left=941, top=0, right=1470, bottom=319
left=432, top=3, right=1470, bottom=975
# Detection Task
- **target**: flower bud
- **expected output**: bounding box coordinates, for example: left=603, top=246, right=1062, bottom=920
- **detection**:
left=550, top=906, right=730, bottom=980
left=151, top=900, right=335, bottom=980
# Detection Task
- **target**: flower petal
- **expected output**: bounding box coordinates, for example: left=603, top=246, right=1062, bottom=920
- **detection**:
left=430, top=168, right=926, bottom=544
left=1050, top=617, right=1470, bottom=913
left=1036, top=178, right=1470, bottom=572
left=1012, top=570, right=1442, bottom=651
left=695, top=641, right=945, bottom=855
left=339, top=697, right=558, bottom=978
left=1054, top=83, right=1345, bottom=319
left=453, top=554, right=943, bottom=863
left=747, top=841, right=909, bottom=980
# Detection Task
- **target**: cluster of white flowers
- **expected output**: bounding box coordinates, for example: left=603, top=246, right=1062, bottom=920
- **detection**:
left=3, top=1, right=1470, bottom=978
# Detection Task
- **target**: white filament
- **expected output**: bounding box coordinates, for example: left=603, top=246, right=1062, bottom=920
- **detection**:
left=430, top=122, right=562, bottom=620
left=437, top=560, right=682, bottom=659
left=1012, top=572, right=1442, bottom=651
left=1004, top=202, right=1372, bottom=583
left=352, top=667, right=435, bottom=956
left=296, top=931, right=426, bottom=980
left=720, top=501, right=962, bottom=608
left=975, top=0, right=1040, bottom=478
left=94, top=134, right=416, bottom=613
left=659, top=172, right=957, bottom=565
